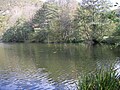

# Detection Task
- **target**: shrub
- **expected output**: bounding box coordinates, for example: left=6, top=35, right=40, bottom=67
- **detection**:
left=2, top=21, right=34, bottom=42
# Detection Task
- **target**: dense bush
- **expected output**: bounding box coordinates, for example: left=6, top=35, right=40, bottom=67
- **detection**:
left=29, top=29, right=48, bottom=42
left=2, top=27, right=15, bottom=42
left=2, top=20, right=34, bottom=42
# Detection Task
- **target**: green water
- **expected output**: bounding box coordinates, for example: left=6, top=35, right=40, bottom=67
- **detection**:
left=0, top=43, right=119, bottom=90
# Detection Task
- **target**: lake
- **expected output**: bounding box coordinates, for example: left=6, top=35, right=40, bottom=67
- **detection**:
left=0, top=43, right=120, bottom=90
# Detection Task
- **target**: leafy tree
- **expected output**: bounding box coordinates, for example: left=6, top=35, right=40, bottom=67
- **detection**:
left=56, top=0, right=78, bottom=43
left=32, top=1, right=60, bottom=43
left=74, top=0, right=114, bottom=44
left=109, top=10, right=120, bottom=36
left=2, top=19, right=34, bottom=42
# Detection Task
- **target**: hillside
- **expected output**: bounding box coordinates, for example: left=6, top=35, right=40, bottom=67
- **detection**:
left=0, top=0, right=43, bottom=35
left=0, top=0, right=78, bottom=36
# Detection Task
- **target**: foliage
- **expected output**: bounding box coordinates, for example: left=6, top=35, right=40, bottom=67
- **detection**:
left=74, top=0, right=114, bottom=44
left=0, top=14, right=9, bottom=35
left=1, top=0, right=120, bottom=44
left=31, top=2, right=60, bottom=43
left=78, top=67, right=120, bottom=90
left=112, top=17, right=120, bottom=36
left=2, top=19, right=33, bottom=42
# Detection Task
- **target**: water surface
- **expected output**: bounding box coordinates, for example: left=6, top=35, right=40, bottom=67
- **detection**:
left=0, top=43, right=120, bottom=90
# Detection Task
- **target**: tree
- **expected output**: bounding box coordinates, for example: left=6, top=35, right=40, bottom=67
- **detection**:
left=110, top=9, right=120, bottom=36
left=2, top=18, right=34, bottom=42
left=32, top=1, right=60, bottom=43
left=56, top=0, right=78, bottom=43
left=74, top=0, right=114, bottom=44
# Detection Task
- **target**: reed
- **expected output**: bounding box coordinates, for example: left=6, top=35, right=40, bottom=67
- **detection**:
left=78, top=67, right=120, bottom=90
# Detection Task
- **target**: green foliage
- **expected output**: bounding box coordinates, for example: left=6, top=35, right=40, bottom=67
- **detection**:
left=102, top=36, right=120, bottom=44
left=107, top=10, right=120, bottom=45
left=31, top=1, right=77, bottom=43
left=2, top=27, right=15, bottom=42
left=78, top=67, right=120, bottom=90
left=29, top=29, right=48, bottom=42
left=2, top=0, right=120, bottom=44
left=31, top=2, right=60, bottom=43
left=114, top=25, right=120, bottom=36
left=112, top=14, right=120, bottom=36
left=2, top=19, right=33, bottom=42
left=74, top=0, right=114, bottom=43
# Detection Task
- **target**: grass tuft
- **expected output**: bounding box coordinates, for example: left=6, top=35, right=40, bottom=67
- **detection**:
left=78, top=67, right=120, bottom=90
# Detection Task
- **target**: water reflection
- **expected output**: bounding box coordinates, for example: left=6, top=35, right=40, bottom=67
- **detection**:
left=0, top=43, right=120, bottom=90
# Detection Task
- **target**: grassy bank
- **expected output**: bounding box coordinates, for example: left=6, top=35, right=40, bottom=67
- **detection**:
left=78, top=67, right=120, bottom=90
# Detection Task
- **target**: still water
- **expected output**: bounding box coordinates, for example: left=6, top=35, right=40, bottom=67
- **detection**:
left=0, top=43, right=120, bottom=90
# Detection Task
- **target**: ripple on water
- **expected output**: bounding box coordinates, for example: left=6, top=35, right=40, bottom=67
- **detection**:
left=0, top=68, right=77, bottom=90
left=0, top=68, right=54, bottom=90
